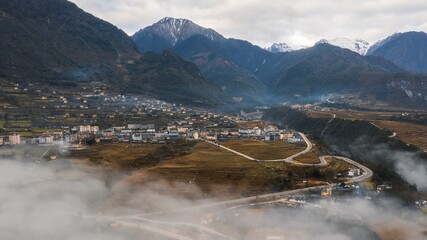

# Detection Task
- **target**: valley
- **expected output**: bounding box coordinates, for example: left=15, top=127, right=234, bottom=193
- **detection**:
left=1, top=0, right=427, bottom=239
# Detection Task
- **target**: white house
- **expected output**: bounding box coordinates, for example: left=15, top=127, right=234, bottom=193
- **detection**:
left=39, top=135, right=54, bottom=145
left=132, top=133, right=143, bottom=142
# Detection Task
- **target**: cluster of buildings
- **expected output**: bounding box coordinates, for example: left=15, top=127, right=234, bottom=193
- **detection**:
left=0, top=121, right=306, bottom=148
left=227, top=126, right=302, bottom=143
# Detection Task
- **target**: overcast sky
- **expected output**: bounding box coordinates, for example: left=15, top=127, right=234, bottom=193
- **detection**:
left=70, top=0, right=427, bottom=47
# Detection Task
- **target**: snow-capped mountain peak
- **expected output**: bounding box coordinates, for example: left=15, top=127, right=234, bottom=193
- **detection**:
left=134, top=17, right=224, bottom=46
left=266, top=42, right=309, bottom=53
left=316, top=38, right=370, bottom=55
left=267, top=43, right=293, bottom=53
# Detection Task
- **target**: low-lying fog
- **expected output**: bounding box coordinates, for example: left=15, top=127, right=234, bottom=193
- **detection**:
left=0, top=149, right=426, bottom=240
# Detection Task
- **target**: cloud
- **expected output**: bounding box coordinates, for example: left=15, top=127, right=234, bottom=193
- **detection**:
left=0, top=146, right=425, bottom=239
left=395, top=155, right=427, bottom=190
left=70, top=0, right=427, bottom=47
left=347, top=138, right=427, bottom=191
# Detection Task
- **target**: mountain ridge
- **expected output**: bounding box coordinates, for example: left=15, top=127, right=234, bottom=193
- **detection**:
left=267, top=38, right=370, bottom=55
left=366, top=31, right=427, bottom=73
left=132, top=17, right=224, bottom=53
left=132, top=17, right=427, bottom=108
left=316, top=38, right=370, bottom=55
left=0, top=0, right=225, bottom=106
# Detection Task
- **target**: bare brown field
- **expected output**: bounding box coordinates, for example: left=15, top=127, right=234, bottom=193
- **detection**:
left=70, top=140, right=361, bottom=203
left=123, top=141, right=280, bottom=198
left=323, top=157, right=355, bottom=173
left=220, top=139, right=305, bottom=160
left=293, top=150, right=322, bottom=164
left=71, top=143, right=161, bottom=169
left=236, top=121, right=266, bottom=129
left=307, top=110, right=403, bottom=121
left=265, top=156, right=355, bottom=184
left=307, top=110, right=427, bottom=152
left=69, top=141, right=195, bottom=170
left=374, top=120, right=427, bottom=152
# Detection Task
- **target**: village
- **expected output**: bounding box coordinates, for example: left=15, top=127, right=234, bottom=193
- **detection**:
left=1, top=80, right=426, bottom=214
left=0, top=79, right=307, bottom=146
left=0, top=120, right=303, bottom=149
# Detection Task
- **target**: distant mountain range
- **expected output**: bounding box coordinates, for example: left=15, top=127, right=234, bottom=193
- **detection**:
left=1, top=1, right=427, bottom=109
left=133, top=17, right=427, bottom=108
left=269, top=32, right=427, bottom=74
left=316, top=38, right=370, bottom=55
left=267, top=38, right=370, bottom=55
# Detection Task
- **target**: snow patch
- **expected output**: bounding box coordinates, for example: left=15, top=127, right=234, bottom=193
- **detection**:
left=266, top=42, right=309, bottom=53
left=316, top=38, right=370, bottom=55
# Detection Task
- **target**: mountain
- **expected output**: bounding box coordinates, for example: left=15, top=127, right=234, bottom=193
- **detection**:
left=172, top=35, right=274, bottom=104
left=267, top=43, right=293, bottom=53
left=267, top=43, right=427, bottom=107
left=366, top=31, right=427, bottom=73
left=133, top=17, right=274, bottom=104
left=133, top=17, right=427, bottom=108
left=316, top=38, right=370, bottom=55
left=125, top=51, right=223, bottom=106
left=366, top=33, right=402, bottom=55
left=266, top=43, right=308, bottom=53
left=0, top=0, right=138, bottom=80
left=0, top=0, right=223, bottom=106
left=267, top=38, right=369, bottom=55
left=132, top=17, right=224, bottom=53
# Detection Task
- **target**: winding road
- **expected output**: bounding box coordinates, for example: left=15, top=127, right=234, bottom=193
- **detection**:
left=202, top=131, right=373, bottom=187
left=204, top=132, right=326, bottom=166
left=88, top=132, right=374, bottom=239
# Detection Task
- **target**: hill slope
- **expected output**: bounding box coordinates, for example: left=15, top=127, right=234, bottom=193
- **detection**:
left=0, top=0, right=222, bottom=106
left=0, top=0, right=138, bottom=80
left=125, top=51, right=224, bottom=106
left=267, top=44, right=427, bottom=107
left=367, top=32, right=427, bottom=73
left=172, top=35, right=274, bottom=104
left=134, top=17, right=427, bottom=108
left=134, top=18, right=273, bottom=104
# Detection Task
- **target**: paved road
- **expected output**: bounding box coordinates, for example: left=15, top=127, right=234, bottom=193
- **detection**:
left=204, top=132, right=327, bottom=166
left=331, top=156, right=373, bottom=184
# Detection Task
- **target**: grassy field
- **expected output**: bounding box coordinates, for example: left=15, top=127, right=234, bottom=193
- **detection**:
left=374, top=120, right=427, bottom=152
left=220, top=139, right=305, bottom=160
